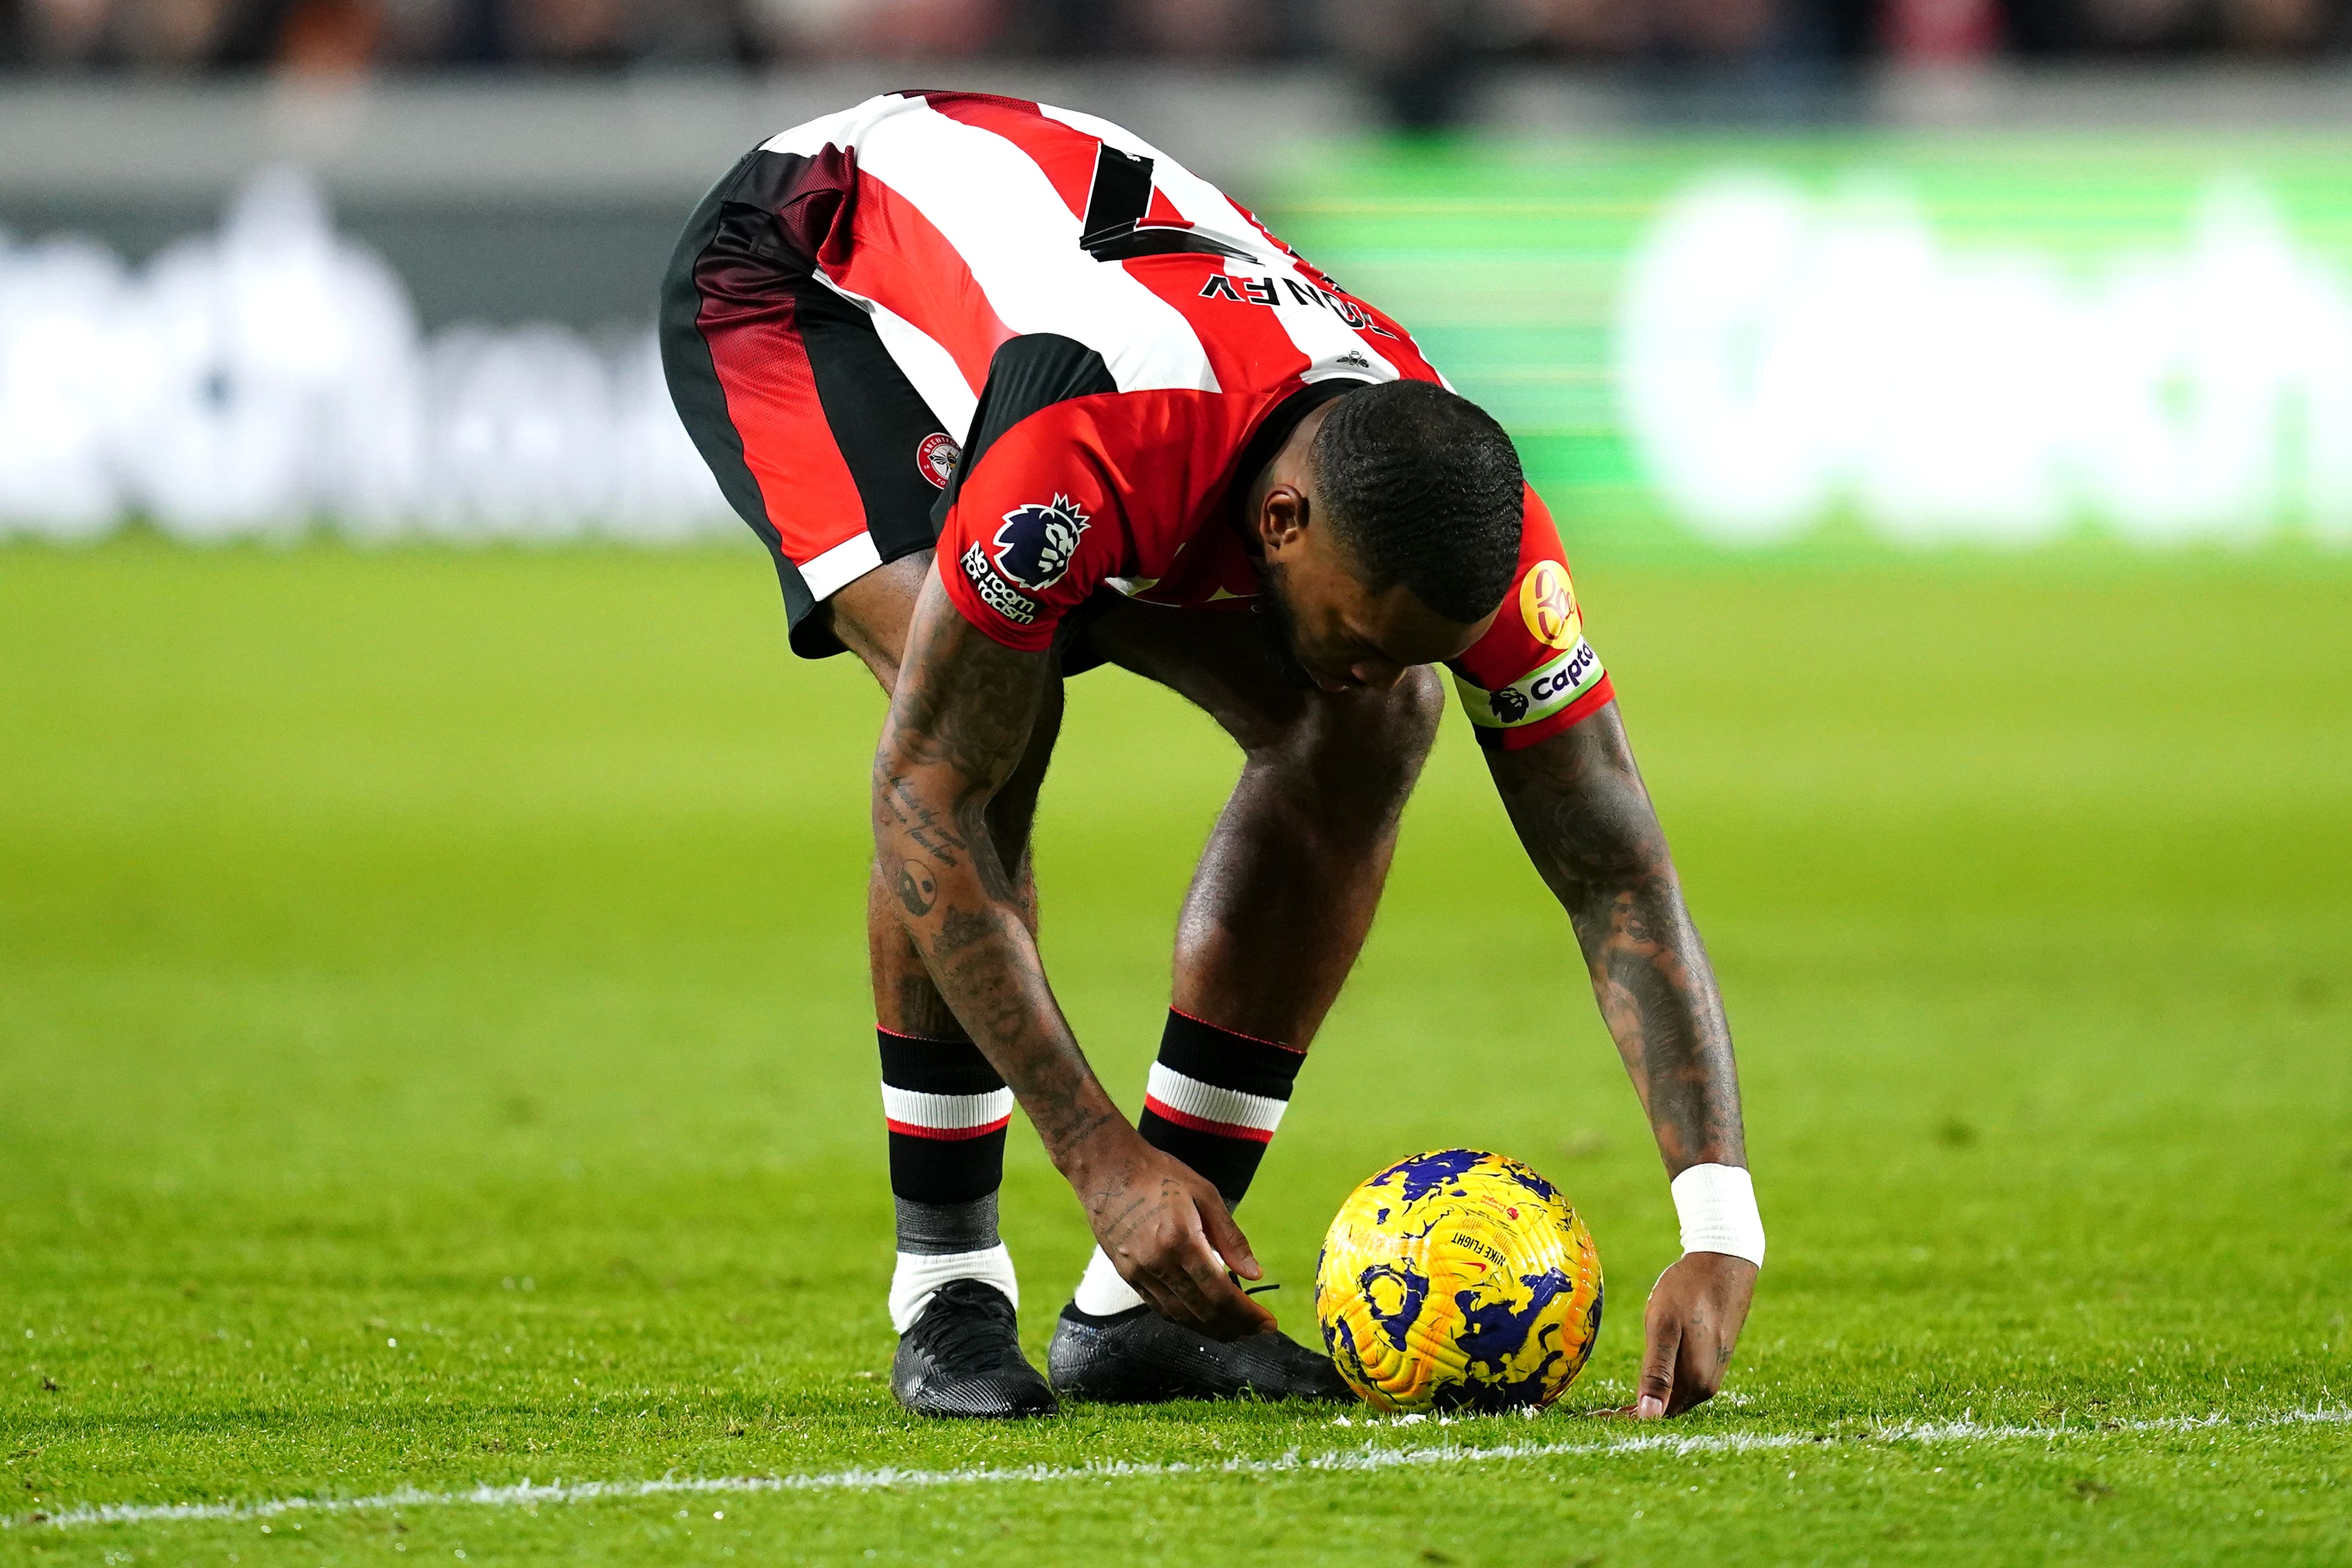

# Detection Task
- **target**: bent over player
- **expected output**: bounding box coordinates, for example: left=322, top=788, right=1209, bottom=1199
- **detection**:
left=661, top=91, right=1763, bottom=1419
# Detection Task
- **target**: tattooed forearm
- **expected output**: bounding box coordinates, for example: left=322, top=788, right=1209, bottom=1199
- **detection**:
left=894, top=859, right=938, bottom=917
left=881, top=775, right=968, bottom=867
left=871, top=577, right=1130, bottom=1174
left=1486, top=702, right=1745, bottom=1173
left=929, top=906, right=991, bottom=959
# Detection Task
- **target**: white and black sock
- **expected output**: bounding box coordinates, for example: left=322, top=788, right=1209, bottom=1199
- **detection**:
left=879, top=1026, right=1019, bottom=1332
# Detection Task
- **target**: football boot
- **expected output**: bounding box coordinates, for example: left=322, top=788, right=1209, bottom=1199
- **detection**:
left=1046, top=1300, right=1356, bottom=1403
left=890, top=1279, right=1059, bottom=1418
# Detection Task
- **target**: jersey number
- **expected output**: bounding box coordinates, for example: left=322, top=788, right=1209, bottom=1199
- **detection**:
left=1078, top=145, right=1255, bottom=264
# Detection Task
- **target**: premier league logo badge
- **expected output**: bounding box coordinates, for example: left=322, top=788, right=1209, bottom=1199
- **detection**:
left=991, top=496, right=1091, bottom=593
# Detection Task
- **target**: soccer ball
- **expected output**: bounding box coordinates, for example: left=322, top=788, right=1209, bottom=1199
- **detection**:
left=1315, top=1148, right=1604, bottom=1414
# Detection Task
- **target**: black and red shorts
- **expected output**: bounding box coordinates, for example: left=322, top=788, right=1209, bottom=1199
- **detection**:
left=660, top=148, right=961, bottom=659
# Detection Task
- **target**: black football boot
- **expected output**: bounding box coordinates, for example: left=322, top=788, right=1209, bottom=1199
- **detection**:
left=890, top=1279, right=1059, bottom=1418
left=1046, top=1301, right=1357, bottom=1403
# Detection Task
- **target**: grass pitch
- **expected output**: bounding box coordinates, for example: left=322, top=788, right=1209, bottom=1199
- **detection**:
left=2, top=538, right=2349, bottom=1565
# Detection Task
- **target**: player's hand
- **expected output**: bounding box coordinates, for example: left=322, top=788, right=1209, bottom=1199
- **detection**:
left=1075, top=1135, right=1277, bottom=1341
left=1627, top=1251, right=1757, bottom=1418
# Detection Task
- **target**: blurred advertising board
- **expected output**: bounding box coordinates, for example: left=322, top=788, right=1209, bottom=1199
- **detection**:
left=5, top=128, right=2352, bottom=554
left=1274, top=135, right=2352, bottom=558
left=0, top=169, right=733, bottom=546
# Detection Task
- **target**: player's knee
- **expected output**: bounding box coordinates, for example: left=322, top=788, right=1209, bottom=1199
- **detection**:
left=1351, top=666, right=1444, bottom=774
left=1270, top=666, right=1443, bottom=810
left=1394, top=665, right=1447, bottom=757
left=827, top=553, right=933, bottom=695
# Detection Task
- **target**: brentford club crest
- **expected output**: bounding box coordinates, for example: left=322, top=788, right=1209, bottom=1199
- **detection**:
left=916, top=432, right=960, bottom=490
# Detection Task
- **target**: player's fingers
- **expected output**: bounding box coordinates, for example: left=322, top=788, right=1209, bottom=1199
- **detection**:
left=1178, top=1230, right=1275, bottom=1340
left=1131, top=1219, right=1228, bottom=1332
left=1152, top=1256, right=1228, bottom=1335
left=1212, top=1271, right=1277, bottom=1337
left=1123, top=1254, right=1193, bottom=1323
left=1200, top=1272, right=1278, bottom=1339
left=1667, top=1344, right=1716, bottom=1417
left=1668, top=1386, right=1718, bottom=1417
left=1114, top=1233, right=1209, bottom=1329
left=1635, top=1306, right=1681, bottom=1420
left=1195, top=1190, right=1262, bottom=1282
left=1668, top=1318, right=1727, bottom=1417
left=1136, top=1272, right=1198, bottom=1328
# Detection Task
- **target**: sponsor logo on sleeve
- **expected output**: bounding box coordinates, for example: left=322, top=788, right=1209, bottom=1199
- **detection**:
left=916, top=432, right=961, bottom=490
left=1519, top=560, right=1582, bottom=650
left=991, top=496, right=1091, bottom=593
left=962, top=542, right=1038, bottom=626
left=1453, top=637, right=1606, bottom=730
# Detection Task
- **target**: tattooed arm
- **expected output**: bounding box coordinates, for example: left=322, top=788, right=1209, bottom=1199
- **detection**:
left=1485, top=700, right=1756, bottom=1417
left=874, top=574, right=1275, bottom=1339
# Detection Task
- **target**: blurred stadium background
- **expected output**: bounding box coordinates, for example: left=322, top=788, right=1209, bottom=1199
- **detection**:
left=7, top=5, right=2352, bottom=1557
left=7, top=0, right=2352, bottom=553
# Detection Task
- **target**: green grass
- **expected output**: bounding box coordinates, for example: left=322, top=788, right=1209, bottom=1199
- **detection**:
left=2, top=537, right=2349, bottom=1564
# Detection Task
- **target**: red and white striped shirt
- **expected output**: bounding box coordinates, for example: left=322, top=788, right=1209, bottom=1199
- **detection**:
left=768, top=90, right=1613, bottom=749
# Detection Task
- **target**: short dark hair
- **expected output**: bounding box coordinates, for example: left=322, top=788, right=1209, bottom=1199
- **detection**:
left=1311, top=380, right=1525, bottom=624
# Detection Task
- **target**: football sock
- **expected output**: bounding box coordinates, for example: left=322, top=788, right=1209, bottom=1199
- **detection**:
left=879, top=1026, right=1019, bottom=1333
left=1072, top=1008, right=1306, bottom=1319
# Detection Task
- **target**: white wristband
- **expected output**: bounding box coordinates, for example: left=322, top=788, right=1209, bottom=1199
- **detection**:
left=1671, top=1163, right=1765, bottom=1268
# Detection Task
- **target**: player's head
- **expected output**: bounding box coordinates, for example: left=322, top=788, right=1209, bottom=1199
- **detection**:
left=1251, top=381, right=1522, bottom=692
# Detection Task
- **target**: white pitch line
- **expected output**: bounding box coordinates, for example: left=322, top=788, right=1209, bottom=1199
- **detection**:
left=16, top=1405, right=2349, bottom=1532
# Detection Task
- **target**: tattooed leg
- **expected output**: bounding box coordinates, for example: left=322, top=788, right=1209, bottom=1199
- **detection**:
left=1081, top=599, right=1445, bottom=1045
left=1166, top=676, right=1441, bottom=1043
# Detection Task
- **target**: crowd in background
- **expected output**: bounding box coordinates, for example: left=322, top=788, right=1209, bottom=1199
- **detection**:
left=0, top=0, right=2343, bottom=83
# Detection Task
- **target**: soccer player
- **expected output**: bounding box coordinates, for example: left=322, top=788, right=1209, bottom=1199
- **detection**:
left=662, top=91, right=1762, bottom=1419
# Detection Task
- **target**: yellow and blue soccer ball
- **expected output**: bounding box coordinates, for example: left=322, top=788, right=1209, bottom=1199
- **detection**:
left=1315, top=1149, right=1603, bottom=1413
